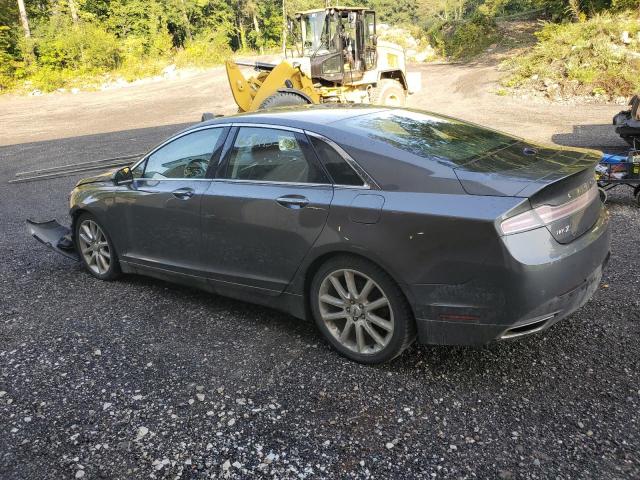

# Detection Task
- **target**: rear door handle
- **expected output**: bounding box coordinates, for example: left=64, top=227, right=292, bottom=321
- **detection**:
left=172, top=187, right=195, bottom=199
left=276, top=195, right=309, bottom=209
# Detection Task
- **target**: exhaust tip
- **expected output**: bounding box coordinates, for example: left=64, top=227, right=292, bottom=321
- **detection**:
left=500, top=314, right=557, bottom=340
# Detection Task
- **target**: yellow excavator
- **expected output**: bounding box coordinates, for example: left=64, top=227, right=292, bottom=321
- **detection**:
left=226, top=6, right=421, bottom=112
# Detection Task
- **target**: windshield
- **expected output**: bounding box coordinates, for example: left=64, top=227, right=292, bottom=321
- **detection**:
left=339, top=110, right=520, bottom=166
left=301, top=11, right=337, bottom=56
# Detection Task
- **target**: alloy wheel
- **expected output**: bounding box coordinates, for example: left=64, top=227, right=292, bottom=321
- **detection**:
left=318, top=269, right=394, bottom=355
left=78, top=219, right=111, bottom=275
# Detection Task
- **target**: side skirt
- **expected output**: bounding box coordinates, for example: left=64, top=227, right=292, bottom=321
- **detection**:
left=121, top=260, right=308, bottom=320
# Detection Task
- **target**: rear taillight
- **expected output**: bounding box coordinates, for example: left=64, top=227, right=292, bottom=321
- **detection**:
left=500, top=183, right=599, bottom=235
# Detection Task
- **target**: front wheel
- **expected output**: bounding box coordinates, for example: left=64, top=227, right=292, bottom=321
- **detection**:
left=259, top=91, right=310, bottom=110
left=369, top=79, right=407, bottom=107
left=75, top=213, right=121, bottom=280
left=310, top=255, right=416, bottom=364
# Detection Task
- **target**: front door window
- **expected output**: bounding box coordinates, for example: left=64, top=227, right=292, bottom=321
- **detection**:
left=224, top=127, right=327, bottom=184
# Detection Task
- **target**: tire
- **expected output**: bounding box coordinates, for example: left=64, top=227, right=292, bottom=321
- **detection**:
left=634, top=185, right=640, bottom=207
left=310, top=255, right=416, bottom=364
left=74, top=212, right=121, bottom=281
left=259, top=91, right=310, bottom=110
left=369, top=79, right=407, bottom=107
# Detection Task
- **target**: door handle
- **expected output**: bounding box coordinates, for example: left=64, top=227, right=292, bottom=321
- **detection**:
left=172, top=187, right=195, bottom=199
left=276, top=195, right=309, bottom=209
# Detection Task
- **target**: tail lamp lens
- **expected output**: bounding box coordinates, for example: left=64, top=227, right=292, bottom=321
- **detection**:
left=500, top=183, right=598, bottom=235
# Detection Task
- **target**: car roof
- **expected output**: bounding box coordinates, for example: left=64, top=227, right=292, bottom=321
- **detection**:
left=194, top=104, right=389, bottom=136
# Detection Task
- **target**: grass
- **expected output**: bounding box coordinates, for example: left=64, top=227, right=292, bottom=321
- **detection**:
left=502, top=11, right=640, bottom=99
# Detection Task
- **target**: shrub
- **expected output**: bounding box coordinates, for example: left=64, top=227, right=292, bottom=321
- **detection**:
left=33, top=19, right=120, bottom=71
left=174, top=29, right=232, bottom=68
left=428, top=13, right=500, bottom=59
left=0, top=25, right=16, bottom=90
left=503, top=11, right=640, bottom=98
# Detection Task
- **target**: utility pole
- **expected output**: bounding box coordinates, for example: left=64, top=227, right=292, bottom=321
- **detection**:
left=16, top=0, right=31, bottom=38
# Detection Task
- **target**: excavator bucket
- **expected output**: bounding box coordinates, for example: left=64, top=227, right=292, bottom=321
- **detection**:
left=226, top=59, right=320, bottom=112
left=225, top=60, right=255, bottom=113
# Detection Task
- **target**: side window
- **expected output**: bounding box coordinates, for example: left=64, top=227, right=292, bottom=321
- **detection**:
left=225, top=127, right=327, bottom=184
left=309, top=136, right=364, bottom=186
left=364, top=11, right=376, bottom=70
left=142, top=129, right=222, bottom=179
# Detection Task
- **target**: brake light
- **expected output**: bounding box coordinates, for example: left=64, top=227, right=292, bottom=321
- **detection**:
left=500, top=183, right=598, bottom=235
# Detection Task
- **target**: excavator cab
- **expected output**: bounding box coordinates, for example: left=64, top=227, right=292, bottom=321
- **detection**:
left=294, top=7, right=377, bottom=84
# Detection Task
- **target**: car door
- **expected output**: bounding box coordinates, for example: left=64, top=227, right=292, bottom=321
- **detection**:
left=114, top=126, right=228, bottom=275
left=201, top=125, right=334, bottom=293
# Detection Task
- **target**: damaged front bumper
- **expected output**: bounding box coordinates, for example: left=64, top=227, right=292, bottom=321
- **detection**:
left=26, top=219, right=79, bottom=261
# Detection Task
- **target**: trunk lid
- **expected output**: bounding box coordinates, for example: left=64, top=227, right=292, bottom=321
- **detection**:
left=453, top=142, right=600, bottom=197
left=454, top=142, right=603, bottom=244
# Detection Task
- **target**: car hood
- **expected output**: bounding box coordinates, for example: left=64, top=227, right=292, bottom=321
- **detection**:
left=453, top=142, right=602, bottom=197
left=75, top=169, right=116, bottom=187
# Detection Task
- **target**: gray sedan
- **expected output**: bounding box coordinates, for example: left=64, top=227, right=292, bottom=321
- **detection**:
left=28, top=106, right=610, bottom=363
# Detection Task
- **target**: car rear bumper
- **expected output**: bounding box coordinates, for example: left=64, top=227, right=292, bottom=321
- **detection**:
left=411, top=206, right=610, bottom=346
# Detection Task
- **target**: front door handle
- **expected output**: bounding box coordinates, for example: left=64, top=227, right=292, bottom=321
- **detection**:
left=172, top=187, right=195, bottom=200
left=276, top=195, right=309, bottom=209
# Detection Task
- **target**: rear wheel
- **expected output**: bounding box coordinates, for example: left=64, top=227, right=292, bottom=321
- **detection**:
left=75, top=213, right=121, bottom=280
left=370, top=79, right=406, bottom=107
left=310, top=255, right=416, bottom=364
left=259, top=91, right=310, bottom=110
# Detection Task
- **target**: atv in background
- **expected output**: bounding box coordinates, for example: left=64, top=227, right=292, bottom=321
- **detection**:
left=614, top=94, right=640, bottom=147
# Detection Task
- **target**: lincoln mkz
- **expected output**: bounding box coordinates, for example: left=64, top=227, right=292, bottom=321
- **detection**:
left=28, top=106, right=610, bottom=363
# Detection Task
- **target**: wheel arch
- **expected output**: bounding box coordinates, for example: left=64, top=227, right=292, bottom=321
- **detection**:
left=275, top=88, right=315, bottom=104
left=300, top=249, right=416, bottom=321
left=377, top=70, right=408, bottom=91
left=70, top=206, right=120, bottom=254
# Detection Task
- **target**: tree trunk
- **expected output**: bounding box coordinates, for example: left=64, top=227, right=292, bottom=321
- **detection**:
left=16, top=0, right=31, bottom=38
left=68, top=0, right=79, bottom=24
left=252, top=13, right=263, bottom=54
left=180, top=0, right=192, bottom=42
left=238, top=20, right=246, bottom=50
left=282, top=0, right=287, bottom=57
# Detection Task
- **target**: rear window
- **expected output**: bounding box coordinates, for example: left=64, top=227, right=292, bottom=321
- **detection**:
left=309, top=136, right=364, bottom=186
left=339, top=110, right=518, bottom=166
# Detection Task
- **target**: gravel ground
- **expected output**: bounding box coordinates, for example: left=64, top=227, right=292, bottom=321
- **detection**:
left=1, top=127, right=639, bottom=480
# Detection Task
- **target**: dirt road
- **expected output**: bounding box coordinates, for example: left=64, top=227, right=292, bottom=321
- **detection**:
left=0, top=58, right=628, bottom=150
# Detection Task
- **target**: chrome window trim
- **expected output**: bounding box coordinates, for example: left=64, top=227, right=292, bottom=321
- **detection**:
left=304, top=130, right=379, bottom=190
left=129, top=123, right=377, bottom=190
left=230, top=122, right=304, bottom=134
left=210, top=178, right=334, bottom=188
left=132, top=177, right=370, bottom=189
left=133, top=178, right=214, bottom=183
left=130, top=124, right=232, bottom=175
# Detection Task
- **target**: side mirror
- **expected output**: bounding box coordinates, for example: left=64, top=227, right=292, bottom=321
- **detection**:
left=372, top=34, right=378, bottom=46
left=113, top=166, right=133, bottom=185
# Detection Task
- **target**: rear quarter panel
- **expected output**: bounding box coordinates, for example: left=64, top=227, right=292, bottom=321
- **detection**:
left=288, top=187, right=523, bottom=298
